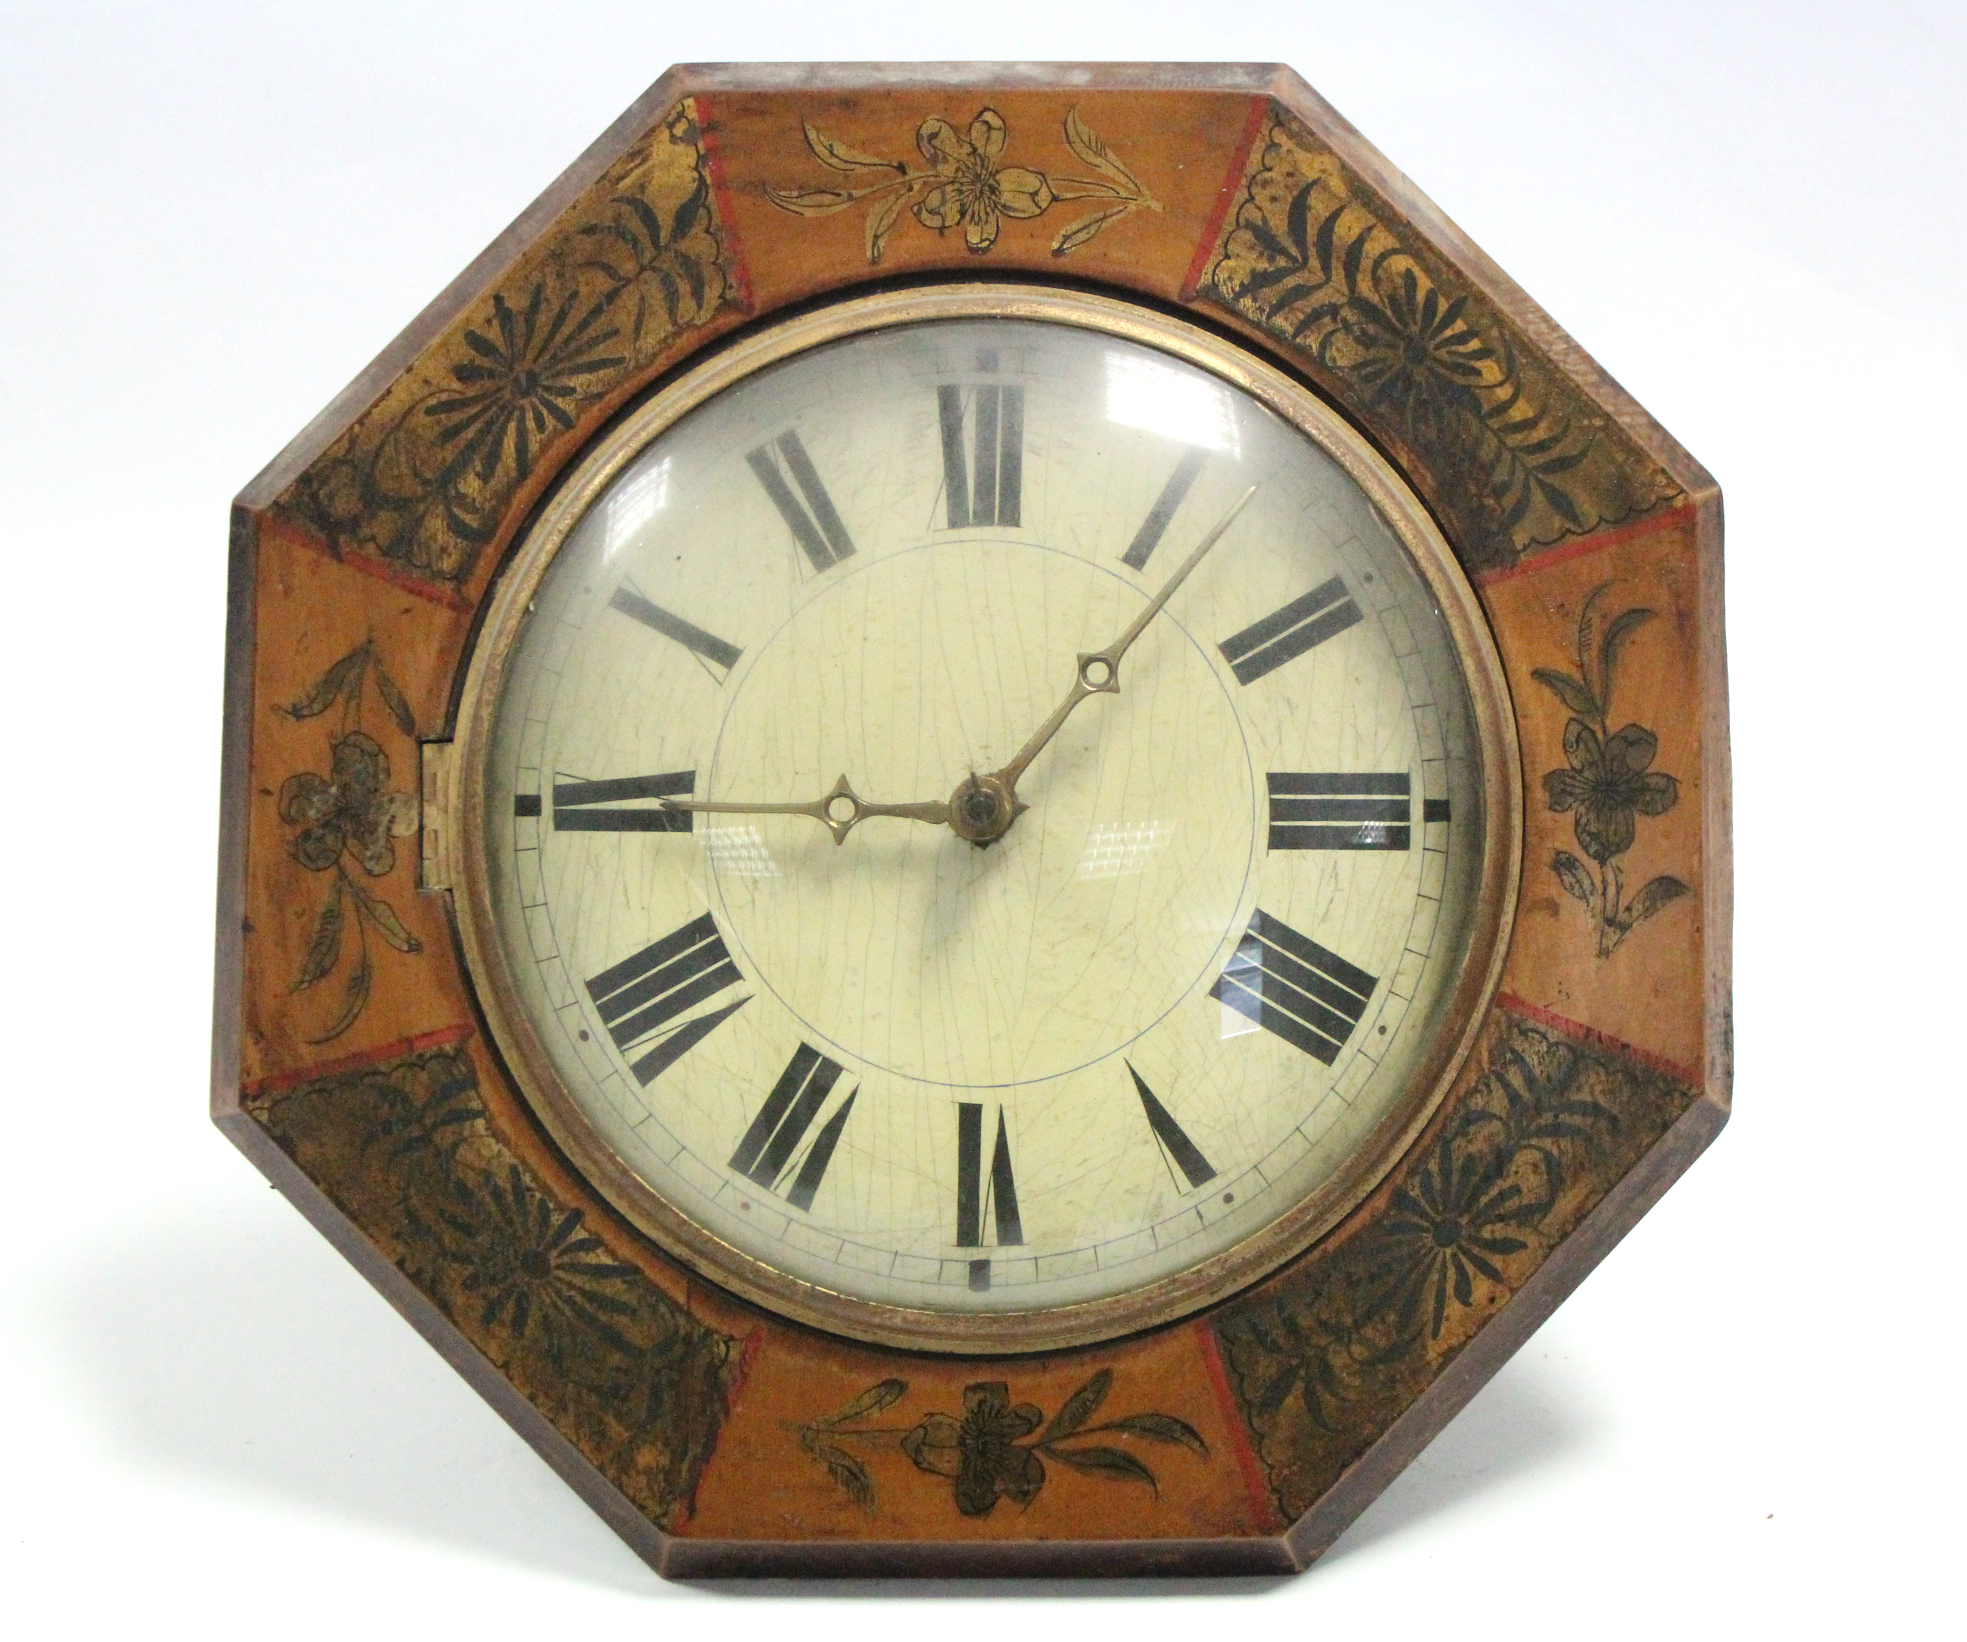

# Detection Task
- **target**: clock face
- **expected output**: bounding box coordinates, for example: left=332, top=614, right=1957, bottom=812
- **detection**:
left=459, top=289, right=1514, bottom=1349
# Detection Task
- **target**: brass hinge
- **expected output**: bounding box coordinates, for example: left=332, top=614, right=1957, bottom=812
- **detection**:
left=420, top=739, right=456, bottom=892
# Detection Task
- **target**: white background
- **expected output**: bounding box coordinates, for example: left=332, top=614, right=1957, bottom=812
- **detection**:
left=2, top=2, right=1961, bottom=1634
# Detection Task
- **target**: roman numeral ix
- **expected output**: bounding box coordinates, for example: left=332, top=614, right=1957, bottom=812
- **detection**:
left=1219, top=576, right=1364, bottom=685
left=729, top=1043, right=858, bottom=1212
left=585, top=911, right=748, bottom=1085
left=938, top=382, right=1024, bottom=529
left=545, top=770, right=694, bottom=831
left=955, top=1102, right=1022, bottom=1291
left=1210, top=909, right=1378, bottom=1065
left=747, top=430, right=856, bottom=574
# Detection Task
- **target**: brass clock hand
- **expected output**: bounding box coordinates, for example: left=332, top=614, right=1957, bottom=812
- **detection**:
left=946, top=485, right=1259, bottom=846
left=660, top=774, right=951, bottom=846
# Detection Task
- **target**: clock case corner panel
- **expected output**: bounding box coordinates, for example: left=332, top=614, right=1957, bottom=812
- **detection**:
left=214, top=61, right=1729, bottom=1578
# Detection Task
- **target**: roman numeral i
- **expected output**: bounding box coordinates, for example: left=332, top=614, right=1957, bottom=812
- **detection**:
left=585, top=911, right=748, bottom=1085
left=1210, top=909, right=1378, bottom=1065
left=729, top=1043, right=858, bottom=1212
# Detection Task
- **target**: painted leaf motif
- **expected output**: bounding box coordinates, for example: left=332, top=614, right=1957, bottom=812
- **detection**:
left=763, top=187, right=860, bottom=216
left=1622, top=875, right=1690, bottom=929
left=372, top=658, right=416, bottom=738
left=803, top=121, right=896, bottom=174
left=1038, top=1369, right=1110, bottom=1443
left=1531, top=667, right=1599, bottom=721
left=810, top=1440, right=874, bottom=1510
left=293, top=879, right=344, bottom=990
left=1062, top=107, right=1144, bottom=195
left=1105, top=1412, right=1209, bottom=1454
left=816, top=1378, right=907, bottom=1428
left=307, top=949, right=371, bottom=1045
left=866, top=187, right=909, bottom=264
left=1050, top=203, right=1129, bottom=256
left=349, top=880, right=420, bottom=953
left=282, top=647, right=365, bottom=721
left=1045, top=1444, right=1156, bottom=1490
left=1551, top=850, right=1595, bottom=904
left=1597, top=607, right=1656, bottom=713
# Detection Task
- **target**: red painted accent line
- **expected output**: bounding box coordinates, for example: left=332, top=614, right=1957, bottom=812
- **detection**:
left=1495, top=992, right=1700, bottom=1087
left=1194, top=1316, right=1282, bottom=1531
left=692, top=94, right=754, bottom=313
left=296, top=537, right=475, bottom=611
left=244, top=1022, right=475, bottom=1097
left=723, top=1325, right=765, bottom=1415
left=1179, top=94, right=1271, bottom=303
left=1473, top=499, right=1696, bottom=589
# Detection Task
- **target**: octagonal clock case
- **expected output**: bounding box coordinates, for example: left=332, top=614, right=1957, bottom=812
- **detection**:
left=214, top=63, right=1729, bottom=1578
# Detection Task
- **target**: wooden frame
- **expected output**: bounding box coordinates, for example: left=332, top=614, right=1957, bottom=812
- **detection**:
left=213, top=62, right=1728, bottom=1577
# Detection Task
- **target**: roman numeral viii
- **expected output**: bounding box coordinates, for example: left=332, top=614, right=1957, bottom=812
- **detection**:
left=585, top=912, right=748, bottom=1084
left=747, top=430, right=855, bottom=574
left=729, top=1043, right=858, bottom=1212
left=955, top=1102, right=1021, bottom=1291
left=544, top=769, right=694, bottom=831
left=1210, top=909, right=1378, bottom=1065
left=938, top=383, right=1024, bottom=529
left=1268, top=772, right=1410, bottom=851
left=1219, top=576, right=1363, bottom=685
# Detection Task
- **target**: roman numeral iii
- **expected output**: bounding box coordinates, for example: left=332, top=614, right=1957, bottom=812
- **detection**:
left=1268, top=772, right=1410, bottom=851
left=938, top=383, right=1024, bottom=528
left=729, top=1043, right=858, bottom=1212
left=585, top=911, right=748, bottom=1084
left=1219, top=576, right=1363, bottom=685
left=549, top=770, right=694, bottom=831
left=1210, top=909, right=1378, bottom=1064
left=747, top=430, right=856, bottom=573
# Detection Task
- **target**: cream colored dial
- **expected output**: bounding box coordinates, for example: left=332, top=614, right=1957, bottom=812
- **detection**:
left=465, top=291, right=1511, bottom=1348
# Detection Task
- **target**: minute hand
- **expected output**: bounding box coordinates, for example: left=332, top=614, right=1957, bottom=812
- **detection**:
left=987, top=485, right=1258, bottom=800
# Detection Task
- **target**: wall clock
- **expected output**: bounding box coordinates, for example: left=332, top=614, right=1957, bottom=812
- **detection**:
left=215, top=63, right=1728, bottom=1577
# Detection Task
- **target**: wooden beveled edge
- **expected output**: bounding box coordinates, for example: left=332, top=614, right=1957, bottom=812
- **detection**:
left=1281, top=1083, right=1729, bottom=1568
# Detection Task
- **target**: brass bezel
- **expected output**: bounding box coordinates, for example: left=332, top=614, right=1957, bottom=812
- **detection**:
left=445, top=282, right=1522, bottom=1355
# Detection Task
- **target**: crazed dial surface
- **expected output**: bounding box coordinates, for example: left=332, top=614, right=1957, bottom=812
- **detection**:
left=478, top=310, right=1493, bottom=1326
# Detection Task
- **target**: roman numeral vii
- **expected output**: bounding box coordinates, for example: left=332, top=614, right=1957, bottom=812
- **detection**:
left=729, top=1043, right=858, bottom=1212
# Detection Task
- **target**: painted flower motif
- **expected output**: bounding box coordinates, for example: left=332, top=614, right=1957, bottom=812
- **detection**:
left=1542, top=719, right=1678, bottom=864
left=912, top=109, right=1055, bottom=253
left=1338, top=269, right=1493, bottom=439
left=279, top=731, right=418, bottom=876
left=902, top=1381, right=1047, bottom=1516
left=422, top=281, right=626, bottom=486
left=1364, top=1131, right=1540, bottom=1340
left=440, top=1164, right=642, bottom=1373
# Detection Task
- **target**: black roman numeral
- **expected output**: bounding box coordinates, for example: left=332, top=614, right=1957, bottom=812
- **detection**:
left=586, top=911, right=748, bottom=1084
left=729, top=1043, right=858, bottom=1212
left=610, top=585, right=742, bottom=676
left=1127, top=1062, right=1216, bottom=1191
left=937, top=383, right=1024, bottom=529
left=747, top=431, right=855, bottom=574
left=1268, top=772, right=1410, bottom=851
left=1121, top=447, right=1207, bottom=570
left=1210, top=909, right=1377, bottom=1065
left=1219, top=576, right=1363, bottom=685
left=552, top=770, right=694, bottom=832
left=954, top=1102, right=1021, bottom=1290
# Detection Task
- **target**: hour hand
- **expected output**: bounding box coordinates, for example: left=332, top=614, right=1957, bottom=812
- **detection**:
left=660, top=774, right=950, bottom=846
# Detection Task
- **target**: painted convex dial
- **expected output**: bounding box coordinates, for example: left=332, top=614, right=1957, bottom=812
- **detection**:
left=462, top=290, right=1512, bottom=1349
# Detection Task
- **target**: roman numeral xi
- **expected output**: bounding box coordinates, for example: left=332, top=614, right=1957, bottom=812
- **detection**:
left=1211, top=909, right=1378, bottom=1065
left=747, top=430, right=856, bottom=574
left=585, top=912, right=748, bottom=1085
left=729, top=1043, right=858, bottom=1213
